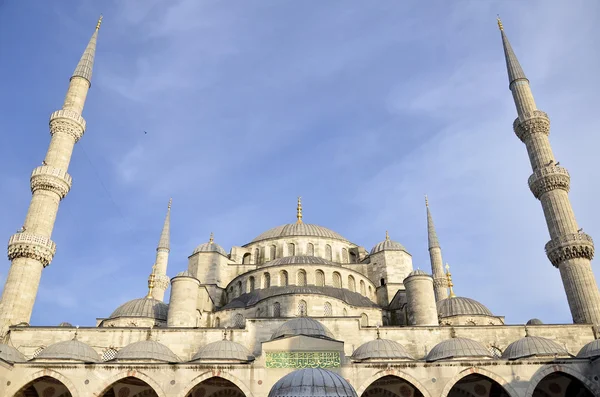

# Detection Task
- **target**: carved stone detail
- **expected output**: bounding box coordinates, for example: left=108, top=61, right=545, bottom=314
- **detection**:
left=7, top=232, right=56, bottom=267
left=545, top=233, right=594, bottom=268
left=49, top=109, right=86, bottom=142
left=528, top=165, right=570, bottom=199
left=154, top=274, right=170, bottom=290
left=513, top=110, right=550, bottom=142
left=433, top=277, right=448, bottom=289
left=30, top=166, right=72, bottom=200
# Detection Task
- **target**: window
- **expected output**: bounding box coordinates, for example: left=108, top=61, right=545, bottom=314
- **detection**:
left=380, top=278, right=386, bottom=286
left=315, top=270, right=325, bottom=287
left=297, top=269, right=307, bottom=286
left=254, top=248, right=260, bottom=264
left=248, top=276, right=255, bottom=292
left=288, top=242, right=295, bottom=256
left=280, top=270, right=288, bottom=287
left=368, top=286, right=372, bottom=296
left=343, top=308, right=348, bottom=317
left=214, top=317, right=220, bottom=327
left=342, top=248, right=349, bottom=263
left=333, top=272, right=341, bottom=288
left=273, top=302, right=281, bottom=317
left=360, top=313, right=368, bottom=327
left=489, top=346, right=502, bottom=358
left=270, top=245, right=277, bottom=260
left=32, top=347, right=44, bottom=358
left=237, top=281, right=243, bottom=297
left=307, top=243, right=314, bottom=256
left=325, top=244, right=332, bottom=261
left=102, top=348, right=118, bottom=361
left=360, top=280, right=366, bottom=295
left=348, top=275, right=356, bottom=292
left=324, top=302, right=332, bottom=317
left=242, top=253, right=251, bottom=264
left=234, top=314, right=245, bottom=328
left=298, top=300, right=307, bottom=316
left=256, top=308, right=261, bottom=318
left=350, top=251, right=357, bottom=263
left=263, top=272, right=271, bottom=289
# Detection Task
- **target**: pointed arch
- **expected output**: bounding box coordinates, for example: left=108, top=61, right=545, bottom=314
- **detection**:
left=355, top=369, right=432, bottom=397
left=315, top=269, right=325, bottom=286
left=440, top=367, right=518, bottom=397
left=306, top=242, right=315, bottom=256
left=348, top=275, right=356, bottom=292
left=9, top=370, right=80, bottom=397
left=525, top=364, right=599, bottom=397
left=263, top=272, right=271, bottom=288
left=94, top=370, right=166, bottom=397
left=297, top=269, right=307, bottom=286
left=180, top=370, right=254, bottom=397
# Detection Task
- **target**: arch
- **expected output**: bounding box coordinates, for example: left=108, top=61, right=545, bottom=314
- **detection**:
left=180, top=371, right=254, bottom=397
left=440, top=367, right=518, bottom=397
left=343, top=308, right=348, bottom=317
left=270, top=245, right=277, bottom=260
left=333, top=272, right=342, bottom=288
left=254, top=248, right=260, bottom=264
left=236, top=281, right=242, bottom=297
left=297, top=269, right=307, bottom=286
left=324, top=301, right=332, bottom=317
left=488, top=345, right=502, bottom=358
left=298, top=300, right=307, bottom=316
left=233, top=313, right=245, bottom=328
left=95, top=371, right=166, bottom=397
left=315, top=269, right=325, bottom=286
left=287, top=242, right=295, bottom=256
left=279, top=270, right=288, bottom=287
left=525, top=365, right=599, bottom=397
left=348, top=275, right=356, bottom=292
left=307, top=243, right=315, bottom=256
left=263, top=272, right=271, bottom=288
left=273, top=302, right=281, bottom=317
left=350, top=251, right=357, bottom=263
left=355, top=369, right=432, bottom=397
left=325, top=244, right=332, bottom=261
left=248, top=276, right=255, bottom=292
left=102, top=347, right=118, bottom=361
left=342, top=248, right=349, bottom=263
left=214, top=317, right=220, bottom=327
left=242, top=252, right=251, bottom=264
left=360, top=280, right=366, bottom=295
left=360, top=313, right=368, bottom=326
left=9, top=370, right=80, bottom=397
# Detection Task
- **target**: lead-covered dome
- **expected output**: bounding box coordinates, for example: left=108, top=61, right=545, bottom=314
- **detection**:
left=109, top=297, right=168, bottom=321
left=271, top=317, right=335, bottom=340
left=36, top=339, right=100, bottom=362
left=351, top=339, right=413, bottom=361
left=251, top=223, right=348, bottom=243
left=577, top=339, right=600, bottom=359
left=0, top=344, right=26, bottom=363
left=426, top=337, right=492, bottom=361
left=115, top=340, right=180, bottom=362
left=370, top=235, right=408, bottom=255
left=192, top=241, right=227, bottom=256
left=501, top=336, right=569, bottom=360
left=191, top=340, right=254, bottom=362
left=437, top=296, right=493, bottom=317
left=526, top=318, right=543, bottom=325
left=268, top=368, right=357, bottom=397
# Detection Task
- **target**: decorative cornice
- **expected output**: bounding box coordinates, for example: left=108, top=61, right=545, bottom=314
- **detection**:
left=528, top=165, right=570, bottom=199
left=49, top=110, right=86, bottom=142
left=545, top=233, right=594, bottom=268
left=30, top=166, right=72, bottom=200
left=513, top=110, right=549, bottom=142
left=7, top=233, right=56, bottom=267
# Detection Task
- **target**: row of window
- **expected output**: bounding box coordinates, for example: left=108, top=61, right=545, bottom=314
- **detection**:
left=242, top=243, right=358, bottom=264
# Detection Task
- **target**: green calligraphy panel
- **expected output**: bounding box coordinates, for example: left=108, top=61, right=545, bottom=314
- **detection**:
left=265, top=351, right=341, bottom=368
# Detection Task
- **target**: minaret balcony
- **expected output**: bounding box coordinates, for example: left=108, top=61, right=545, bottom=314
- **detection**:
left=528, top=165, right=570, bottom=199
left=49, top=109, right=86, bottom=142
left=545, top=233, right=594, bottom=268
left=513, top=110, right=550, bottom=142
left=7, top=232, right=56, bottom=267
left=30, top=166, right=72, bottom=200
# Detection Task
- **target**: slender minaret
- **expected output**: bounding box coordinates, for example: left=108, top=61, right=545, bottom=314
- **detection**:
left=498, top=18, right=600, bottom=324
left=0, top=17, right=103, bottom=333
left=150, top=198, right=172, bottom=301
left=426, top=196, right=448, bottom=301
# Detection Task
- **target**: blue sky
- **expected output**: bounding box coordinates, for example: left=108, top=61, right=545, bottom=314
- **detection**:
left=0, top=0, right=599, bottom=326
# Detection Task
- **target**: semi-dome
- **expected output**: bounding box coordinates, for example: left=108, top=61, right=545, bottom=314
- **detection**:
left=526, top=318, right=543, bottom=325
left=251, top=223, right=349, bottom=243
left=0, top=344, right=26, bottom=363
left=109, top=296, right=168, bottom=321
left=36, top=339, right=100, bottom=362
left=271, top=317, right=335, bottom=340
left=192, top=241, right=228, bottom=256
left=191, top=340, right=254, bottom=362
left=268, top=256, right=334, bottom=267
left=437, top=296, right=493, bottom=317
left=426, top=337, right=493, bottom=361
left=351, top=339, right=413, bottom=361
left=577, top=339, right=600, bottom=359
left=501, top=336, right=569, bottom=360
left=370, top=235, right=408, bottom=255
left=268, top=368, right=357, bottom=397
left=115, top=340, right=180, bottom=362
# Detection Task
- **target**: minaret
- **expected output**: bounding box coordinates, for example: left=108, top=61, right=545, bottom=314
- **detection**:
left=498, top=18, right=600, bottom=324
left=150, top=198, right=172, bottom=301
left=426, top=196, right=448, bottom=301
left=0, top=17, right=103, bottom=333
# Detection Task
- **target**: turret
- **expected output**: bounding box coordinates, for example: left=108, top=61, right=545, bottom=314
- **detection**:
left=403, top=269, right=438, bottom=326
left=167, top=271, right=201, bottom=327
left=0, top=17, right=103, bottom=334
left=498, top=18, right=600, bottom=324
left=150, top=198, right=172, bottom=301
left=425, top=196, right=448, bottom=301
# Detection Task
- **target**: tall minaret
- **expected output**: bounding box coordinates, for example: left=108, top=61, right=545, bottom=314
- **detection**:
left=498, top=18, right=600, bottom=324
left=0, top=17, right=103, bottom=333
left=426, top=196, right=448, bottom=301
left=150, top=198, right=172, bottom=301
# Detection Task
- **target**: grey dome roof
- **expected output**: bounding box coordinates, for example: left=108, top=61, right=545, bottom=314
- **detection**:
left=58, top=322, right=73, bottom=327
left=268, top=256, right=334, bottom=267
left=251, top=223, right=349, bottom=244
left=577, top=339, right=600, bottom=359
left=437, top=297, right=493, bottom=317
left=36, top=339, right=100, bottom=362
left=370, top=239, right=408, bottom=255
left=271, top=318, right=335, bottom=340
left=351, top=339, right=413, bottom=361
left=268, top=368, right=357, bottom=397
left=426, top=337, right=492, bottom=362
left=526, top=318, right=543, bottom=325
left=502, top=336, right=569, bottom=360
left=192, top=241, right=227, bottom=256
left=191, top=340, right=254, bottom=362
left=0, top=344, right=26, bottom=363
left=109, top=297, right=168, bottom=321
left=407, top=269, right=429, bottom=277
left=115, top=340, right=180, bottom=362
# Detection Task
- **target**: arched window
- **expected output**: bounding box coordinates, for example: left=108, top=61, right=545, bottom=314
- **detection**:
left=298, top=300, right=307, bottom=316
left=348, top=275, right=356, bottom=292
left=368, top=286, right=372, bottom=296
left=325, top=244, right=332, bottom=261
left=297, top=269, right=307, bottom=286
left=360, top=280, right=366, bottom=295
left=254, top=248, right=260, bottom=264
left=270, top=244, right=277, bottom=260
left=287, top=242, right=295, bottom=256
left=242, top=253, right=251, bottom=264
left=248, top=276, right=255, bottom=292
left=214, top=317, right=220, bottom=327
left=466, top=320, right=476, bottom=325
left=324, top=302, right=332, bottom=317
left=360, top=313, right=368, bottom=327
left=256, top=308, right=261, bottom=318
left=343, top=308, right=348, bottom=317
left=333, top=272, right=342, bottom=288
left=32, top=347, right=44, bottom=358
left=342, top=248, right=349, bottom=263
left=280, top=270, right=288, bottom=287
left=315, top=270, right=325, bottom=287
left=380, top=278, right=386, bottom=286
left=234, top=313, right=245, bottom=328
left=263, top=272, right=271, bottom=289
left=307, top=243, right=314, bottom=256
left=489, top=346, right=502, bottom=358
left=273, top=302, right=281, bottom=317
left=102, top=348, right=118, bottom=361
left=236, top=281, right=242, bottom=297
left=349, top=251, right=357, bottom=263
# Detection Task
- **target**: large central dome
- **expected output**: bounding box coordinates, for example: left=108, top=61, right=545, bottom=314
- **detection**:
left=250, top=223, right=349, bottom=244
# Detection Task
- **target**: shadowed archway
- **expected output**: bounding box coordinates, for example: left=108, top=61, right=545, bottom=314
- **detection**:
left=186, top=377, right=247, bottom=397
left=532, top=372, right=594, bottom=397
left=99, top=377, right=159, bottom=397
left=13, top=376, right=72, bottom=397
left=447, top=374, right=510, bottom=397
left=361, top=375, right=425, bottom=397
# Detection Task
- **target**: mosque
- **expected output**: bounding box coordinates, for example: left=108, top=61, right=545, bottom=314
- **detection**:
left=0, top=15, right=599, bottom=397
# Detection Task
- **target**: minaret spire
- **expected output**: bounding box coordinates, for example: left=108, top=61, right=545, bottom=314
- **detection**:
left=150, top=199, right=172, bottom=301
left=0, top=17, right=102, bottom=334
left=296, top=197, right=303, bottom=224
left=445, top=264, right=456, bottom=298
left=499, top=20, right=600, bottom=324
left=425, top=195, right=448, bottom=301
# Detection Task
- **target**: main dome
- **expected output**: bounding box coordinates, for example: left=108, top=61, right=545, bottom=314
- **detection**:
left=250, top=223, right=349, bottom=244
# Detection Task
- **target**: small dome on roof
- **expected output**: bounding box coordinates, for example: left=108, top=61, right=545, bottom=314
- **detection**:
left=526, top=318, right=543, bottom=325
left=577, top=339, right=600, bottom=359
left=268, top=368, right=357, bottom=397
left=426, top=337, right=492, bottom=362
left=0, top=344, right=26, bottom=363
left=192, top=241, right=227, bottom=256
left=437, top=296, right=493, bottom=317
left=115, top=340, right=179, bottom=362
left=370, top=234, right=408, bottom=255
left=407, top=269, right=429, bottom=277
left=351, top=339, right=413, bottom=361
left=36, top=339, right=100, bottom=362
left=271, top=317, right=335, bottom=340
left=268, top=256, right=333, bottom=267
left=58, top=322, right=73, bottom=327
left=191, top=340, right=254, bottom=362
left=252, top=223, right=349, bottom=244
left=109, top=297, right=168, bottom=321
left=502, top=336, right=569, bottom=360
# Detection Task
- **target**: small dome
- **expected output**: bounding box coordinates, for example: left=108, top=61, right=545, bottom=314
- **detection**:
left=437, top=297, right=493, bottom=317
left=268, top=256, right=333, bottom=267
left=109, top=297, right=168, bottom=321
left=115, top=340, right=180, bottom=362
left=502, top=336, right=569, bottom=360
left=526, top=318, right=543, bottom=325
left=426, top=337, right=492, bottom=361
left=251, top=223, right=349, bottom=244
left=370, top=238, right=408, bottom=255
left=0, top=344, right=26, bottom=363
left=351, top=339, right=413, bottom=361
left=407, top=269, right=429, bottom=277
left=271, top=318, right=335, bottom=340
left=577, top=339, right=600, bottom=359
left=58, top=322, right=73, bottom=327
left=36, top=339, right=100, bottom=362
left=191, top=340, right=254, bottom=362
left=268, top=368, right=357, bottom=397
left=192, top=241, right=227, bottom=256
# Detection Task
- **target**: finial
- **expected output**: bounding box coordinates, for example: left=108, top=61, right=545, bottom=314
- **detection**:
left=524, top=325, right=529, bottom=337
left=146, top=326, right=153, bottom=341
left=209, top=232, right=214, bottom=243
left=168, top=198, right=172, bottom=210
left=296, top=197, right=303, bottom=224
left=73, top=325, right=79, bottom=340
left=147, top=265, right=156, bottom=298
left=445, top=263, right=456, bottom=298
left=497, top=15, right=503, bottom=31
left=96, top=15, right=103, bottom=31
left=385, top=230, right=390, bottom=241
left=376, top=324, right=381, bottom=339
left=223, top=327, right=228, bottom=340
left=425, top=194, right=429, bottom=207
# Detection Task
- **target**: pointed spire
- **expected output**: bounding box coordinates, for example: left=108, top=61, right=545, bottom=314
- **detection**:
left=385, top=230, right=390, bottom=241
left=445, top=263, right=456, bottom=298
left=497, top=16, right=528, bottom=88
left=157, top=198, right=171, bottom=251
left=296, top=197, right=303, bottom=224
left=71, top=15, right=102, bottom=86
left=426, top=195, right=440, bottom=249
left=209, top=232, right=214, bottom=243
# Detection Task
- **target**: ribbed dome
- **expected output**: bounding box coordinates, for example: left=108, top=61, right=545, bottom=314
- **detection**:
left=268, top=256, right=333, bottom=267
left=0, top=344, right=26, bottom=363
left=58, top=322, right=73, bottom=327
left=251, top=224, right=348, bottom=243
left=526, top=318, right=543, bottom=325
left=191, top=340, right=254, bottom=362
left=407, top=269, right=429, bottom=277
left=577, top=339, right=600, bottom=359
left=192, top=241, right=227, bottom=256
left=109, top=297, right=168, bottom=321
left=370, top=239, right=407, bottom=255
left=268, top=368, right=357, bottom=397
left=426, top=337, right=492, bottom=361
left=115, top=340, right=180, bottom=362
left=36, top=339, right=100, bottom=362
left=502, top=336, right=569, bottom=360
left=351, top=339, right=413, bottom=361
left=437, top=297, right=493, bottom=317
left=271, top=318, right=335, bottom=340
